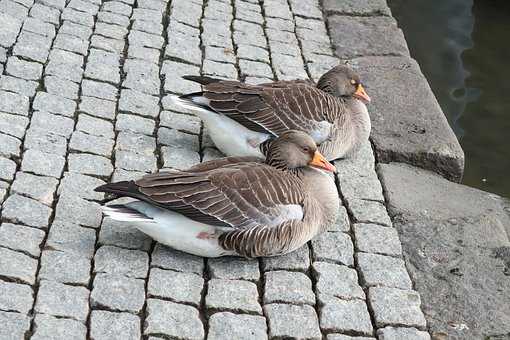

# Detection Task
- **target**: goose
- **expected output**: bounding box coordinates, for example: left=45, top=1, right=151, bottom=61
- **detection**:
left=171, top=65, right=371, bottom=161
left=95, top=130, right=339, bottom=258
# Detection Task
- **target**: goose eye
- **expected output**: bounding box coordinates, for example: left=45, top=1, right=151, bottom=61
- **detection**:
left=302, top=146, right=310, bottom=153
left=350, top=79, right=357, bottom=85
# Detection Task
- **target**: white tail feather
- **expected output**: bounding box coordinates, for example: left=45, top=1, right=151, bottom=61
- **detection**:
left=102, top=205, right=156, bottom=223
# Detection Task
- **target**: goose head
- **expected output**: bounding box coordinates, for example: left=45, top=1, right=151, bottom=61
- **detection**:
left=317, top=65, right=371, bottom=104
left=265, top=130, right=336, bottom=173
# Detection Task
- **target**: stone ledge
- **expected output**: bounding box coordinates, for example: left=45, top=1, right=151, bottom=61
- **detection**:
left=350, top=56, right=464, bottom=182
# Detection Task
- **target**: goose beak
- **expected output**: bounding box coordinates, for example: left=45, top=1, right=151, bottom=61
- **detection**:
left=354, top=84, right=371, bottom=103
left=309, top=151, right=336, bottom=173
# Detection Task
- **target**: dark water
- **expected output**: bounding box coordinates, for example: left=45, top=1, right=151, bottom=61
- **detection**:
left=389, top=0, right=510, bottom=198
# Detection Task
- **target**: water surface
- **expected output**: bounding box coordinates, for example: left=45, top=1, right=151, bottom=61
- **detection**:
left=390, top=0, right=510, bottom=198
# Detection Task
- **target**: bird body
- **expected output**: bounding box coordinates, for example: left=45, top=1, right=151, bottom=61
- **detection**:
left=173, top=66, right=371, bottom=160
left=96, top=131, right=339, bottom=258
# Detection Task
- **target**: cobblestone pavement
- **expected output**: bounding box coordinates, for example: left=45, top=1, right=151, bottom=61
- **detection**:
left=0, top=0, right=431, bottom=339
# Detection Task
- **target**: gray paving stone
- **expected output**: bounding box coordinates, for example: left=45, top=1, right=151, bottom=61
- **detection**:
left=68, top=153, right=114, bottom=177
left=266, top=28, right=297, bottom=44
left=29, top=3, right=60, bottom=25
left=76, top=114, right=114, bottom=138
left=31, top=111, right=75, bottom=138
left=45, top=75, right=80, bottom=100
left=0, top=75, right=38, bottom=97
left=264, top=270, right=315, bottom=305
left=24, top=127, right=68, bottom=155
left=171, top=0, right=201, bottom=27
left=322, top=0, right=391, bottom=16
left=32, top=314, right=87, bottom=340
left=91, top=273, right=145, bottom=313
left=48, top=47, right=84, bottom=65
left=88, top=48, right=120, bottom=66
left=115, top=150, right=157, bottom=172
left=98, top=11, right=130, bottom=27
left=132, top=7, right=162, bottom=22
left=369, top=287, right=427, bottom=329
left=160, top=111, right=200, bottom=134
left=206, top=279, right=262, bottom=315
left=0, top=247, right=38, bottom=284
left=357, top=252, right=412, bottom=289
left=237, top=44, right=270, bottom=63
left=262, top=244, right=310, bottom=272
left=12, top=31, right=52, bottom=63
left=348, top=199, right=393, bottom=227
left=128, top=30, right=163, bottom=49
left=328, top=205, right=350, bottom=232
left=132, top=18, right=163, bottom=34
left=165, top=34, right=201, bottom=66
left=289, top=0, right=322, bottom=18
left=378, top=326, right=431, bottom=340
left=23, top=126, right=67, bottom=156
left=68, top=0, right=99, bottom=14
left=127, top=44, right=160, bottom=63
left=46, top=221, right=96, bottom=259
left=265, top=303, right=321, bottom=340
left=21, top=149, right=65, bottom=178
left=0, top=112, right=28, bottom=138
left=207, top=257, right=260, bottom=282
left=329, top=16, right=408, bottom=58
left=90, top=311, right=141, bottom=340
left=311, top=231, right=354, bottom=266
left=327, top=335, right=375, bottom=340
left=338, top=175, right=385, bottom=204
left=151, top=243, right=204, bottom=274
left=239, top=59, right=273, bottom=78
left=98, top=217, right=152, bottom=250
left=11, top=172, right=58, bottom=205
left=161, top=146, right=200, bottom=170
left=0, top=132, right=19, bottom=159
left=54, top=194, right=102, bottom=228
left=119, top=89, right=159, bottom=118
left=79, top=96, right=116, bottom=120
left=94, top=245, right=149, bottom=278
left=115, top=113, right=155, bottom=135
left=89, top=35, right=118, bottom=53
left=111, top=168, right=146, bottom=182
left=39, top=249, right=91, bottom=285
left=208, top=312, right=268, bottom=340
left=123, top=59, right=161, bottom=95
left=0, top=156, right=16, bottom=182
left=59, top=172, right=106, bottom=201
left=70, top=131, right=114, bottom=156
left=0, top=90, right=29, bottom=116
left=148, top=268, right=204, bottom=306
left=161, top=60, right=201, bottom=94
left=62, top=7, right=94, bottom=26
left=60, top=20, right=93, bottom=40
left=36, top=0, right=66, bottom=9
left=158, top=127, right=199, bottom=150
left=202, top=147, right=224, bottom=162
left=102, top=0, right=132, bottom=16
left=0, top=13, right=22, bottom=48
left=0, top=281, right=33, bottom=313
left=54, top=33, right=89, bottom=55
left=313, top=261, right=365, bottom=300
left=116, top=132, right=156, bottom=156
left=137, top=0, right=165, bottom=11
left=35, top=280, right=90, bottom=321
left=266, top=16, right=294, bottom=31
left=320, top=296, right=373, bottom=335
left=354, top=223, right=402, bottom=256
left=45, top=59, right=84, bottom=84
left=0, top=0, right=28, bottom=19
left=145, top=299, right=204, bottom=339
left=81, top=79, right=117, bottom=101
left=33, top=92, right=77, bottom=117
left=95, top=22, right=128, bottom=40
left=0, top=311, right=30, bottom=340
left=85, top=61, right=120, bottom=84
left=203, top=59, right=238, bottom=79
left=2, top=194, right=52, bottom=229
left=204, top=45, right=236, bottom=64
left=0, top=223, right=45, bottom=257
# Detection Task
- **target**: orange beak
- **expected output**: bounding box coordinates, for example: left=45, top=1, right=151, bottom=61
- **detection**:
left=354, top=84, right=371, bottom=103
left=309, top=151, right=336, bottom=173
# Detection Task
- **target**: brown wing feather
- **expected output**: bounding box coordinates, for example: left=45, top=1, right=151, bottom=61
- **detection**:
left=201, top=80, right=335, bottom=136
left=105, top=163, right=306, bottom=230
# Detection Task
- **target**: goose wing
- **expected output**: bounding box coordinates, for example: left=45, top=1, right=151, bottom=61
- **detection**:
left=185, top=76, right=335, bottom=137
left=97, top=161, right=306, bottom=230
